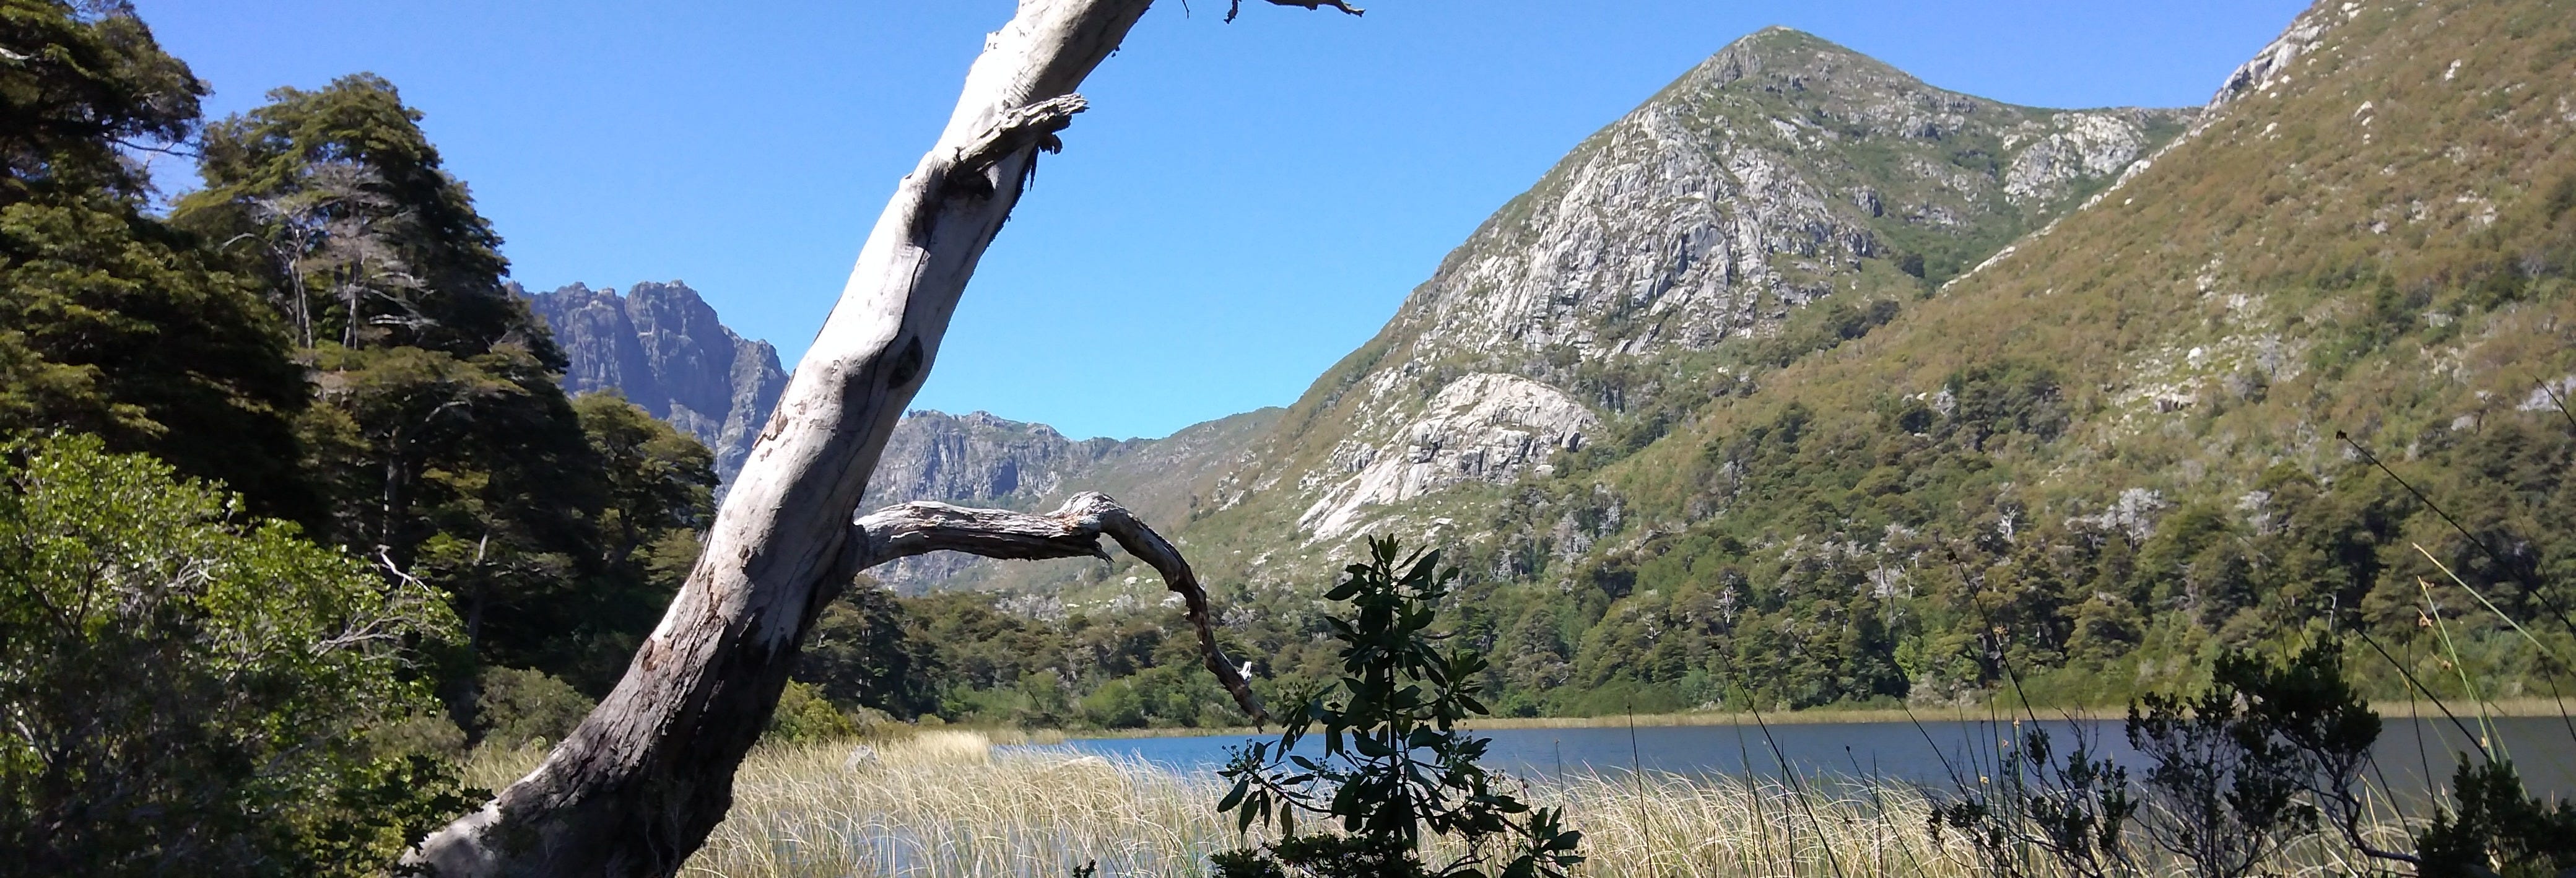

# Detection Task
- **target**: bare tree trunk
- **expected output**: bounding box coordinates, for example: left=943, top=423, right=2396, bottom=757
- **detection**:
left=411, top=0, right=1363, bottom=871
left=409, top=2, right=1155, bottom=874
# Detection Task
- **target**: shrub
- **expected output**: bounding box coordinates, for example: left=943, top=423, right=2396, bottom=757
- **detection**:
left=765, top=679, right=859, bottom=744
left=0, top=435, right=471, bottom=875
left=1215, top=537, right=1583, bottom=878
left=2417, top=758, right=2576, bottom=877
left=474, top=666, right=594, bottom=750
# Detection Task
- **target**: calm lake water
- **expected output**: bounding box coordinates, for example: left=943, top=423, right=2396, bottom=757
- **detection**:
left=1032, top=714, right=2576, bottom=802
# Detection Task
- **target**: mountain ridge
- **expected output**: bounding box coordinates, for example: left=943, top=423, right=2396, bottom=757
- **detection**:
left=922, top=1, right=2576, bottom=718
left=523, top=280, right=790, bottom=486
left=1185, top=25, right=2199, bottom=570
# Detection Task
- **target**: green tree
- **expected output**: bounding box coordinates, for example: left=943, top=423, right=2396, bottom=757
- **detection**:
left=796, top=581, right=942, bottom=719
left=179, top=72, right=526, bottom=355
left=0, top=0, right=314, bottom=521
left=172, top=76, right=722, bottom=698
left=0, top=435, right=471, bottom=876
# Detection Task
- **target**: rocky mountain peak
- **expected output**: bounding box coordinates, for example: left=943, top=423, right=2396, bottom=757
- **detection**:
left=523, top=280, right=789, bottom=485
left=1690, top=27, right=1917, bottom=97
left=1193, top=31, right=2198, bottom=552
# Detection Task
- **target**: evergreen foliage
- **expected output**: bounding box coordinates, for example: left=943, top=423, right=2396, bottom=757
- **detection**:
left=180, top=72, right=525, bottom=355
left=795, top=581, right=942, bottom=721
left=1214, top=539, right=1583, bottom=878
left=174, top=76, right=718, bottom=698
left=0, top=436, right=471, bottom=876
left=0, top=0, right=313, bottom=521
left=2417, top=758, right=2576, bottom=878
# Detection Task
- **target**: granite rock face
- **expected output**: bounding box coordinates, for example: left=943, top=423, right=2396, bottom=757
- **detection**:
left=523, top=278, right=1277, bottom=593
left=1297, top=373, right=1596, bottom=540
left=1188, top=28, right=2196, bottom=557
left=1380, top=27, right=2193, bottom=368
left=524, top=281, right=789, bottom=485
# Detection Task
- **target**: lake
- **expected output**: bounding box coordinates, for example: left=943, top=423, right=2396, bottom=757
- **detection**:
left=1031, top=713, right=2576, bottom=802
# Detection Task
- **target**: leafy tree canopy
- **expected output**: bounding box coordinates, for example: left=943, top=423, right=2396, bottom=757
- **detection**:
left=0, top=0, right=313, bottom=521
left=0, top=435, right=471, bottom=876
left=180, top=72, right=537, bottom=357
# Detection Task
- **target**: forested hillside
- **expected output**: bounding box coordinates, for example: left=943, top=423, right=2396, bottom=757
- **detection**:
left=1323, top=0, right=2576, bottom=716
left=1499, top=0, right=2576, bottom=713
left=803, top=0, right=2576, bottom=729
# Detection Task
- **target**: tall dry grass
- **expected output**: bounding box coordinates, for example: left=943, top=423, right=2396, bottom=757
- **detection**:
left=685, top=731, right=1227, bottom=877
left=455, top=730, right=2421, bottom=877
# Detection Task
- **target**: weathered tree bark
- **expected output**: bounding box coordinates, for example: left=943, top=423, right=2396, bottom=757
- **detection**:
left=411, top=0, right=1357, bottom=872
left=409, top=2, right=1159, bottom=875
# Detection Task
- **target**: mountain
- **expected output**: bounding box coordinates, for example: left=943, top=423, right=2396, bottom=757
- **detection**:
left=1185, top=26, right=2196, bottom=569
left=521, top=277, right=1276, bottom=592
left=1006, top=2, right=2576, bottom=715
left=523, top=281, right=790, bottom=485
left=1489, top=0, right=2576, bottom=710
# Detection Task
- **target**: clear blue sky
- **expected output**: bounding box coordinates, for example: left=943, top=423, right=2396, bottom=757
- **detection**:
left=136, top=1, right=2308, bottom=441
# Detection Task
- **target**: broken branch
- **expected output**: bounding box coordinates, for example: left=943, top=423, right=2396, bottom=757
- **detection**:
left=1226, top=0, right=1365, bottom=23
left=951, top=93, right=1089, bottom=177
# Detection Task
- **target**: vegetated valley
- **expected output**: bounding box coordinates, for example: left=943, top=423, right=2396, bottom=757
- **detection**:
left=747, top=2, right=2576, bottom=731
left=6, top=0, right=2576, bottom=874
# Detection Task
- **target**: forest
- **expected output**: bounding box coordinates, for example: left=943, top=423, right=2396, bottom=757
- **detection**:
left=2, top=4, right=716, bottom=870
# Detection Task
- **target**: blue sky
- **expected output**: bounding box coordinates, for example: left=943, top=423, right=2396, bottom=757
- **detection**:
left=137, top=1, right=2308, bottom=441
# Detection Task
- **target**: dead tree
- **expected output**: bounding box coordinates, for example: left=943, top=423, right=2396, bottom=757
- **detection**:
left=410, top=0, right=1357, bottom=875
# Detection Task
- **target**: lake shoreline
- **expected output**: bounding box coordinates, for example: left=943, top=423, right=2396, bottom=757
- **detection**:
left=983, top=697, right=2575, bottom=741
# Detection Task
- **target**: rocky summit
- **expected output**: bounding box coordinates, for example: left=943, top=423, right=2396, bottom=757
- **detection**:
left=1189, top=26, right=2195, bottom=564
left=859, top=407, right=1281, bottom=594
left=524, top=281, right=790, bottom=485
left=520, top=276, right=1276, bottom=593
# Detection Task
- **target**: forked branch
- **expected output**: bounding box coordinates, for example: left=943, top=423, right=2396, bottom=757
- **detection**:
left=850, top=492, right=1266, bottom=722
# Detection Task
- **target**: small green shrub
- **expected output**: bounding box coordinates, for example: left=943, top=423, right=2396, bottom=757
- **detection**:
left=765, top=679, right=859, bottom=744
left=2417, top=758, right=2576, bottom=877
left=474, top=665, right=594, bottom=750
left=1214, top=537, right=1583, bottom=878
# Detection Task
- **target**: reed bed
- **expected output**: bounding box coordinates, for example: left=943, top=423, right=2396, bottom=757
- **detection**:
left=446, top=731, right=2426, bottom=877
left=684, top=731, right=1232, bottom=877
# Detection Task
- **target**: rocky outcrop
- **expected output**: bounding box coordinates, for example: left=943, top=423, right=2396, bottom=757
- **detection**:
left=861, top=411, right=1118, bottom=511
left=524, top=281, right=788, bottom=485
left=523, top=274, right=1277, bottom=592
left=1377, top=28, right=2191, bottom=368
left=1190, top=28, right=2195, bottom=555
left=1298, top=374, right=1596, bottom=539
